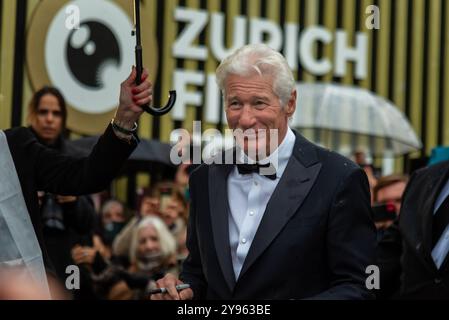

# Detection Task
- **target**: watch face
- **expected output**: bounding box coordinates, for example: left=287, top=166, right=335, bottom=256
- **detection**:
left=27, top=0, right=158, bottom=134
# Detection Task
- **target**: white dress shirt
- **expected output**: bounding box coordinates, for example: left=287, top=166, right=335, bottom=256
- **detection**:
left=227, top=128, right=296, bottom=279
left=431, top=177, right=449, bottom=269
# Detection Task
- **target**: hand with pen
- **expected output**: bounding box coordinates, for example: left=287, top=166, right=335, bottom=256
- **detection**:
left=150, top=273, right=193, bottom=300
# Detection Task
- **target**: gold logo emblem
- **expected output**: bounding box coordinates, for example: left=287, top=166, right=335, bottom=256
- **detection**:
left=27, top=0, right=158, bottom=134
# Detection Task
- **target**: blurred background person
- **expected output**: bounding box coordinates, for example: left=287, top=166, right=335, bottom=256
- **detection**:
left=372, top=174, right=409, bottom=232
left=112, top=186, right=161, bottom=260
left=113, top=182, right=189, bottom=265
left=158, top=183, right=189, bottom=265
left=374, top=174, right=409, bottom=213
left=27, top=86, right=96, bottom=289
left=104, top=216, right=177, bottom=300
left=70, top=199, right=128, bottom=299
left=175, top=162, right=196, bottom=203
left=375, top=175, right=409, bottom=300
left=353, top=151, right=378, bottom=204
left=96, top=199, right=128, bottom=258
left=158, top=183, right=188, bottom=242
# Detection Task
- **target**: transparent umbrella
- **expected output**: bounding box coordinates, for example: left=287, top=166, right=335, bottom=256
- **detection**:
left=291, top=83, right=422, bottom=156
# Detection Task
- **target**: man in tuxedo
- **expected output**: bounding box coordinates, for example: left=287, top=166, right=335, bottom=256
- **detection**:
left=152, top=44, right=376, bottom=300
left=0, top=67, right=152, bottom=294
left=392, top=160, right=449, bottom=298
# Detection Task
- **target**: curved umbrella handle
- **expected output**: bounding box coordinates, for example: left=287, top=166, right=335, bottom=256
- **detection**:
left=133, top=0, right=176, bottom=116
left=135, top=46, right=176, bottom=116
left=140, top=90, right=177, bottom=116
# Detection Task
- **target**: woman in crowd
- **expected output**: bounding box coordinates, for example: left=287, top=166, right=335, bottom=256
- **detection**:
left=112, top=182, right=188, bottom=261
left=107, top=216, right=177, bottom=300
left=70, top=199, right=128, bottom=299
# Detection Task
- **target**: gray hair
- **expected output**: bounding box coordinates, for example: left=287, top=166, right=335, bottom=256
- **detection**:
left=101, top=199, right=124, bottom=216
left=129, top=215, right=177, bottom=264
left=216, top=44, right=296, bottom=107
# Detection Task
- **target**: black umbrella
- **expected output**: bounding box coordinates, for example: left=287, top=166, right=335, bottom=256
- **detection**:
left=67, top=135, right=177, bottom=209
left=66, top=135, right=175, bottom=172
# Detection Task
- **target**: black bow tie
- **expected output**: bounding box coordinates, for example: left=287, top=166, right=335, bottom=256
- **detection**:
left=236, top=163, right=277, bottom=180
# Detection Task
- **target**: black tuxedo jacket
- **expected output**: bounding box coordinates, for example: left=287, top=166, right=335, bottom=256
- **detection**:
left=180, top=131, right=376, bottom=299
left=4, top=125, right=136, bottom=268
left=399, top=160, right=449, bottom=298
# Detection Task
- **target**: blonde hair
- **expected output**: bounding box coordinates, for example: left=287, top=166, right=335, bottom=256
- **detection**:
left=129, top=215, right=177, bottom=265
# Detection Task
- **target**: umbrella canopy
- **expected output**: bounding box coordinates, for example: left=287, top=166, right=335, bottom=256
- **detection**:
left=292, top=83, right=422, bottom=156
left=66, top=135, right=175, bottom=171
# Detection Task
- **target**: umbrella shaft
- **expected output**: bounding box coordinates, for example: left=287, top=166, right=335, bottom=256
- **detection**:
left=134, top=0, right=142, bottom=45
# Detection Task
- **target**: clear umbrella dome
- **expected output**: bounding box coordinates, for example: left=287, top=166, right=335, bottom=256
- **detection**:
left=291, top=83, right=422, bottom=156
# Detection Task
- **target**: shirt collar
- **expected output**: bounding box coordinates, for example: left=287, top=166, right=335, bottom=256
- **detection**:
left=236, top=127, right=296, bottom=178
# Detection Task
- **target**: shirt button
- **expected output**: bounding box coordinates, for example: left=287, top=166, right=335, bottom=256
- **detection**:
left=435, top=278, right=442, bottom=284
left=254, top=181, right=258, bottom=186
left=241, top=238, right=247, bottom=244
left=249, top=211, right=255, bottom=216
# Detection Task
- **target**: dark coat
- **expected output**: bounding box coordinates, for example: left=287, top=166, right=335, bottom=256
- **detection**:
left=180, top=131, right=377, bottom=299
left=4, top=124, right=136, bottom=268
left=27, top=128, right=98, bottom=282
left=398, top=160, right=449, bottom=299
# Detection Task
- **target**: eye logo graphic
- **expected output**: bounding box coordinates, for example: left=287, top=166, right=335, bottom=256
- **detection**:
left=67, top=21, right=122, bottom=89
left=27, top=0, right=158, bottom=134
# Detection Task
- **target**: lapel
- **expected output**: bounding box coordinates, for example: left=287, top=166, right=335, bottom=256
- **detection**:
left=238, top=132, right=322, bottom=281
left=208, top=149, right=237, bottom=292
left=416, top=163, right=449, bottom=271
left=429, top=163, right=449, bottom=272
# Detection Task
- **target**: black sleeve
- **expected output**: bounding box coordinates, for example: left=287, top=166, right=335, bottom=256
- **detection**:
left=310, top=168, right=377, bottom=300
left=179, top=172, right=207, bottom=300
left=377, top=221, right=402, bottom=299
left=29, top=124, right=136, bottom=195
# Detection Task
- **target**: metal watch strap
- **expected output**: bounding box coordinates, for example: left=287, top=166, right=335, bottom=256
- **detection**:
left=111, top=118, right=138, bottom=135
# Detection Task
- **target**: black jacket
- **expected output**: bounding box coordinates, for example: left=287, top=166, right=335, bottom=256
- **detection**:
left=398, top=160, right=449, bottom=299
left=377, top=221, right=402, bottom=299
left=27, top=128, right=97, bottom=282
left=180, top=131, right=377, bottom=299
left=4, top=124, right=136, bottom=268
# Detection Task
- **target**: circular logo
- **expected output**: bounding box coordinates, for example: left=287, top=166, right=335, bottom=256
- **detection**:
left=27, top=0, right=158, bottom=134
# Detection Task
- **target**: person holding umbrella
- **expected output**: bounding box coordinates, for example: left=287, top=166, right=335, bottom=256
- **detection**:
left=25, top=86, right=98, bottom=288
left=0, top=67, right=152, bottom=297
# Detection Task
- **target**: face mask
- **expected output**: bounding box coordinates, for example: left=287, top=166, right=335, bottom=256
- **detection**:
left=103, top=222, right=125, bottom=244
left=136, top=252, right=163, bottom=272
